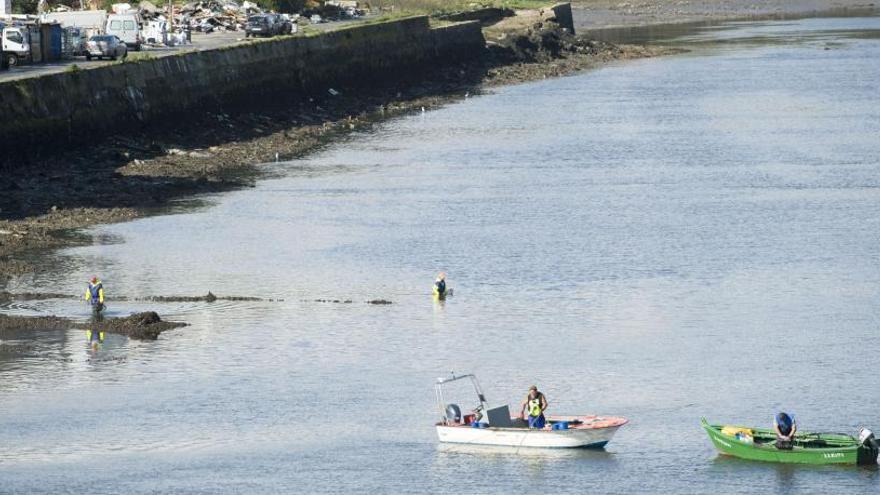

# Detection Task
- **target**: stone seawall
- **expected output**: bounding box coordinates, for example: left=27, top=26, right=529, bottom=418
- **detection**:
left=0, top=16, right=484, bottom=167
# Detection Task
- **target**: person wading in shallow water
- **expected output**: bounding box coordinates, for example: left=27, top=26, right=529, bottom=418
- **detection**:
left=433, top=272, right=447, bottom=297
left=85, top=276, right=105, bottom=313
left=520, top=385, right=549, bottom=429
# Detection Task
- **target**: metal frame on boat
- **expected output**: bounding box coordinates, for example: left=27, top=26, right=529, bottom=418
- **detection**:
left=434, top=373, right=627, bottom=449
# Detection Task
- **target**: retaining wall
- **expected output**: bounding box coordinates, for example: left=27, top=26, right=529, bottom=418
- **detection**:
left=0, top=16, right=485, bottom=166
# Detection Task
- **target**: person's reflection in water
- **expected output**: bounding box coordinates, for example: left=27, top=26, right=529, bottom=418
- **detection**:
left=87, top=329, right=104, bottom=354
left=773, top=463, right=797, bottom=495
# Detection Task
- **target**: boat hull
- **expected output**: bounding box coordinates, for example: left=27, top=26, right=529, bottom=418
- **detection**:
left=437, top=416, right=625, bottom=449
left=702, top=418, right=877, bottom=466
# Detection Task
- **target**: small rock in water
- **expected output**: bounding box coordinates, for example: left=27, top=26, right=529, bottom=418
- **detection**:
left=366, top=299, right=393, bottom=305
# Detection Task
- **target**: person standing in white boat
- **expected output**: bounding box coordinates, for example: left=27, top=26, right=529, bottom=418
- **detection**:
left=520, top=385, right=549, bottom=429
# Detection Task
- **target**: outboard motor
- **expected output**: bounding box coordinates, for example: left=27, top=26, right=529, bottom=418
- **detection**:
left=859, top=428, right=877, bottom=447
left=445, top=404, right=462, bottom=424
left=857, top=427, right=879, bottom=465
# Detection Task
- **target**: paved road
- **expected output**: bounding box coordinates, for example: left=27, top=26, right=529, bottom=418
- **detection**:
left=0, top=20, right=359, bottom=83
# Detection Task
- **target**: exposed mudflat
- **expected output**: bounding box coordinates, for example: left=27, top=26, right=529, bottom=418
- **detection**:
left=136, top=292, right=275, bottom=302
left=0, top=314, right=71, bottom=334
left=0, top=291, right=75, bottom=301
left=0, top=311, right=186, bottom=340
left=0, top=291, right=277, bottom=302
left=84, top=312, right=187, bottom=340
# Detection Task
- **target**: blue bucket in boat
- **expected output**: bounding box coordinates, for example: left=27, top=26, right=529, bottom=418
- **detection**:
left=471, top=422, right=488, bottom=428
left=552, top=422, right=569, bottom=430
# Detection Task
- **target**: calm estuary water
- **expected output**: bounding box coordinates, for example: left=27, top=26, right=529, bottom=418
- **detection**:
left=2, top=16, right=879, bottom=494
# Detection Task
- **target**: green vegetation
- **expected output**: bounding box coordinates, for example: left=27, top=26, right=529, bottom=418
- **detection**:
left=10, top=0, right=36, bottom=14
left=339, top=10, right=422, bottom=25
left=124, top=52, right=158, bottom=62
left=65, top=64, right=81, bottom=72
left=253, top=0, right=308, bottom=13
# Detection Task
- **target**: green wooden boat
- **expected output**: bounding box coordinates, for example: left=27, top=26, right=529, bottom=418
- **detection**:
left=701, top=418, right=879, bottom=466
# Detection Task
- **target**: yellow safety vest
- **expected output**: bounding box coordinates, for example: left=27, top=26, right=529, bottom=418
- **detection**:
left=528, top=397, right=543, bottom=417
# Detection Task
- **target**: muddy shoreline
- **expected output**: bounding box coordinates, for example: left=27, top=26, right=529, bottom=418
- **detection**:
left=0, top=16, right=671, bottom=283
left=4, top=1, right=873, bottom=285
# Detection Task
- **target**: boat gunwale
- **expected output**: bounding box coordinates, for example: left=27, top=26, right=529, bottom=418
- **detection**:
left=699, top=417, right=878, bottom=466
left=702, top=418, right=861, bottom=452
left=437, top=415, right=628, bottom=432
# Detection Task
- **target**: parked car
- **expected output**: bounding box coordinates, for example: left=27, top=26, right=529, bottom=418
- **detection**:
left=245, top=14, right=292, bottom=38
left=85, top=35, right=128, bottom=61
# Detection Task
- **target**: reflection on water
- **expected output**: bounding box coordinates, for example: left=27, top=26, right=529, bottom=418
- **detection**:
left=1, top=15, right=879, bottom=494
left=707, top=453, right=879, bottom=495
left=432, top=443, right=618, bottom=485
left=435, top=442, right=617, bottom=460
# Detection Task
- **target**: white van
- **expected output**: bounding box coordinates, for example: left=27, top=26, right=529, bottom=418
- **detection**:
left=105, top=13, right=142, bottom=51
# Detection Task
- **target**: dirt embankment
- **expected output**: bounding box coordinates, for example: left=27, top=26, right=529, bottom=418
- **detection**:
left=0, top=10, right=671, bottom=282
left=0, top=311, right=186, bottom=340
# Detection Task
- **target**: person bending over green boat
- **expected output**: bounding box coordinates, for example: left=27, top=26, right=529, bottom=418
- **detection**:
left=774, top=412, right=797, bottom=450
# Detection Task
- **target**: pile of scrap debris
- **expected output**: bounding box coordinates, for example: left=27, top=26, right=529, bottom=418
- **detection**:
left=137, top=0, right=263, bottom=33
left=321, top=1, right=366, bottom=19
left=180, top=0, right=262, bottom=32
left=137, top=0, right=366, bottom=33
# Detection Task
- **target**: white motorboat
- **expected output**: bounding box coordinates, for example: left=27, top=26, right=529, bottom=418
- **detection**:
left=434, top=373, right=627, bottom=449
